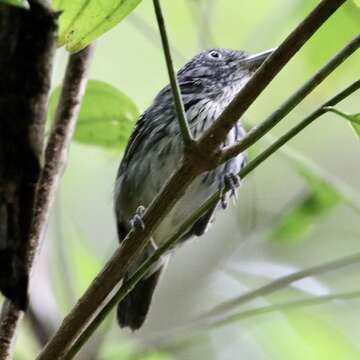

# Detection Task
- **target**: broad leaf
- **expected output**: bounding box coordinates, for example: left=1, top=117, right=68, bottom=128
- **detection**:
left=53, top=0, right=142, bottom=52
left=0, top=0, right=24, bottom=6
left=325, top=107, right=360, bottom=140
left=270, top=163, right=342, bottom=243
left=49, top=80, right=139, bottom=150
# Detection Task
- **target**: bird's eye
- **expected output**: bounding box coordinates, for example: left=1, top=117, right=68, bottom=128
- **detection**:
left=208, top=50, right=222, bottom=59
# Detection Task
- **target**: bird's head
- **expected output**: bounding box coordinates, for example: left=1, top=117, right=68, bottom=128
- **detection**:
left=178, top=48, right=274, bottom=101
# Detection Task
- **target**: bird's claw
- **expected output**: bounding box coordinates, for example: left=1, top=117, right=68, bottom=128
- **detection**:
left=129, top=205, right=146, bottom=231
left=218, top=173, right=241, bottom=209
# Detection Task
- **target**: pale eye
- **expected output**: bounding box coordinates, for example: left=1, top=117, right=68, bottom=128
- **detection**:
left=208, top=50, right=222, bottom=59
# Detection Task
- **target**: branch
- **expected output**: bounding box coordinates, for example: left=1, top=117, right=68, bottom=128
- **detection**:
left=25, top=44, right=95, bottom=268
left=0, top=44, right=94, bottom=358
left=37, top=2, right=346, bottom=358
left=210, top=290, right=360, bottom=329
left=239, top=79, right=360, bottom=178
left=0, top=1, right=57, bottom=358
left=66, top=65, right=360, bottom=360
left=197, top=0, right=347, bottom=151
left=152, top=0, right=194, bottom=146
left=221, top=35, right=360, bottom=162
left=63, top=80, right=360, bottom=358
left=220, top=35, right=360, bottom=162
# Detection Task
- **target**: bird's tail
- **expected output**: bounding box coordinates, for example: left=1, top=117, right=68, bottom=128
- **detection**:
left=117, top=266, right=163, bottom=331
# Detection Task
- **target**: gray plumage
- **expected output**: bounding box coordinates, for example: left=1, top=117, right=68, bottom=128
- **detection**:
left=114, top=48, right=272, bottom=330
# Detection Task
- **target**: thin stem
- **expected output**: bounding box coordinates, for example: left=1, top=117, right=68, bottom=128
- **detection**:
left=201, top=252, right=360, bottom=320
left=220, top=34, right=360, bottom=162
left=198, top=0, right=347, bottom=151
left=239, top=79, right=360, bottom=177
left=209, top=290, right=360, bottom=328
left=63, top=80, right=360, bottom=358
left=152, top=0, right=194, bottom=146
left=152, top=290, right=360, bottom=352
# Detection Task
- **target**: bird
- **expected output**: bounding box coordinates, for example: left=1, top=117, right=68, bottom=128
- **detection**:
left=114, top=47, right=273, bottom=330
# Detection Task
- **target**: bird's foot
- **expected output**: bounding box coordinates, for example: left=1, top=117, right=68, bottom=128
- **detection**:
left=129, top=205, right=146, bottom=231
left=218, top=173, right=241, bottom=209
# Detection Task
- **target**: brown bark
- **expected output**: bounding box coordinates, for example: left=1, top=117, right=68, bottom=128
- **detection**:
left=0, top=1, right=57, bottom=358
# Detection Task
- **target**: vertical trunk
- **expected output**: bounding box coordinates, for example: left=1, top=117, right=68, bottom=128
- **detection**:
left=0, top=0, right=57, bottom=310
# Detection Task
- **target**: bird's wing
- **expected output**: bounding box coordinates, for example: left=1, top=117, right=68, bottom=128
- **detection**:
left=117, top=79, right=202, bottom=177
left=116, top=111, right=149, bottom=177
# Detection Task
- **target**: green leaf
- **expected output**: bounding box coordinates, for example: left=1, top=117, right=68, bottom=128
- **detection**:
left=0, top=0, right=25, bottom=6
left=49, top=80, right=139, bottom=150
left=325, top=107, right=360, bottom=140
left=53, top=0, right=142, bottom=52
left=270, top=165, right=342, bottom=243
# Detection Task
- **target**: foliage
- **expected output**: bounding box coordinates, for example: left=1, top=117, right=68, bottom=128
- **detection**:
left=53, top=0, right=142, bottom=52
left=49, top=80, right=139, bottom=150
left=270, top=168, right=342, bottom=243
left=325, top=107, right=360, bottom=140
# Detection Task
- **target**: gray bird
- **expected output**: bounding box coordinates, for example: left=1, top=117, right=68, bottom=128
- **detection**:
left=114, top=48, right=273, bottom=330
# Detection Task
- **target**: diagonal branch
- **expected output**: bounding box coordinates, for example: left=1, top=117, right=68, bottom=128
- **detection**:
left=152, top=0, right=194, bottom=146
left=197, top=0, right=347, bottom=151
left=37, top=1, right=347, bottom=358
left=198, top=251, right=360, bottom=319
left=63, top=80, right=360, bottom=358
left=220, top=34, right=360, bottom=163
left=207, top=290, right=360, bottom=328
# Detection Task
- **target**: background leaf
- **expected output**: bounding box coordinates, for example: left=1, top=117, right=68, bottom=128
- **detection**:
left=0, top=0, right=25, bottom=6
left=325, top=108, right=360, bottom=140
left=49, top=80, right=139, bottom=150
left=270, top=168, right=342, bottom=243
left=53, top=0, right=142, bottom=52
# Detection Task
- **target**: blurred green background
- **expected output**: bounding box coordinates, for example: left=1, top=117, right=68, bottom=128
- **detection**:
left=7, top=0, right=360, bottom=359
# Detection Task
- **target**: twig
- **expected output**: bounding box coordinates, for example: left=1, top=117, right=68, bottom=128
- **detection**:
left=209, top=290, right=360, bottom=328
left=63, top=80, right=360, bottom=358
left=151, top=289, right=360, bottom=352
left=197, top=0, right=347, bottom=151
left=152, top=0, right=194, bottom=146
left=238, top=79, right=360, bottom=178
left=200, top=252, right=360, bottom=320
left=220, top=34, right=360, bottom=162
left=37, top=2, right=346, bottom=358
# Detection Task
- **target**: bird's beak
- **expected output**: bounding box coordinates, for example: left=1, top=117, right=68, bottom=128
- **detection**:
left=245, top=48, right=276, bottom=70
